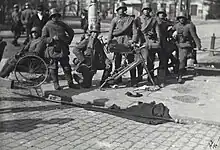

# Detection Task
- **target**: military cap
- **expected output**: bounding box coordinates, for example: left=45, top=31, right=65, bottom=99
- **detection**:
left=116, top=2, right=127, bottom=11
left=37, top=5, right=44, bottom=11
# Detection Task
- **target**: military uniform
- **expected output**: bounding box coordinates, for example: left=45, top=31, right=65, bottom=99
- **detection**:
left=11, top=5, right=22, bottom=46
left=72, top=32, right=112, bottom=88
left=0, top=27, right=45, bottom=78
left=42, top=8, right=78, bottom=90
left=156, top=9, right=179, bottom=75
left=136, top=3, right=166, bottom=85
left=107, top=2, right=137, bottom=85
left=173, top=12, right=201, bottom=83
left=21, top=3, right=33, bottom=45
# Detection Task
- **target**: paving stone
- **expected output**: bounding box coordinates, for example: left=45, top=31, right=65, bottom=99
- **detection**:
left=56, top=139, right=71, bottom=146
left=41, top=144, right=61, bottom=150
left=35, top=140, right=55, bottom=149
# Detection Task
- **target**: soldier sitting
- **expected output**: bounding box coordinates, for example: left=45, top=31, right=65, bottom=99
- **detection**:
left=72, top=24, right=112, bottom=88
left=0, top=27, right=46, bottom=78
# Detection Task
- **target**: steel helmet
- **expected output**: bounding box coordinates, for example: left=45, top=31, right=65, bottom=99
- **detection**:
left=13, top=4, right=19, bottom=8
left=157, top=8, right=167, bottom=17
left=116, top=2, right=127, bottom=11
left=142, top=2, right=152, bottom=11
left=31, top=27, right=41, bottom=34
left=177, top=11, right=187, bottom=20
left=49, top=8, right=61, bottom=18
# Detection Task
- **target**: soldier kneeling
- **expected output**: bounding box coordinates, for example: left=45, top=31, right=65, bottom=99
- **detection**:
left=72, top=25, right=112, bottom=88
left=0, top=27, right=45, bottom=78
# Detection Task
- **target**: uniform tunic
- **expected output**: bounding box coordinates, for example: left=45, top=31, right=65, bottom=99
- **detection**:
left=173, top=22, right=201, bottom=72
left=107, top=14, right=137, bottom=81
left=42, top=20, right=74, bottom=70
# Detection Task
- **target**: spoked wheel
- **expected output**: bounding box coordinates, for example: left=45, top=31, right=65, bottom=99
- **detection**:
left=14, top=55, right=49, bottom=88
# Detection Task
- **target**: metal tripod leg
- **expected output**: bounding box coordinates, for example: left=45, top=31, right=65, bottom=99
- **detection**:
left=140, top=53, right=156, bottom=86
left=142, top=62, right=156, bottom=86
left=100, top=60, right=141, bottom=89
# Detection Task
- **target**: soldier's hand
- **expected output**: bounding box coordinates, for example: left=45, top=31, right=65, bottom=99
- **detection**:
left=172, top=31, right=177, bottom=39
left=53, top=35, right=59, bottom=41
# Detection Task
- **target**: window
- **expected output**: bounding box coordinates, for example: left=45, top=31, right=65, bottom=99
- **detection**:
left=191, top=5, right=198, bottom=16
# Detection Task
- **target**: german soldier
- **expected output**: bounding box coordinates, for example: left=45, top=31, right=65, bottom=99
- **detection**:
left=173, top=12, right=201, bottom=83
left=156, top=8, right=179, bottom=75
left=72, top=24, right=112, bottom=88
left=136, top=3, right=166, bottom=87
left=21, top=2, right=33, bottom=45
left=0, top=27, right=45, bottom=78
left=107, top=2, right=138, bottom=86
left=42, top=8, right=79, bottom=90
left=11, top=4, right=22, bottom=46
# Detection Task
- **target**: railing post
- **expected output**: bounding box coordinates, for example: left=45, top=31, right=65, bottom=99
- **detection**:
left=210, top=33, right=216, bottom=56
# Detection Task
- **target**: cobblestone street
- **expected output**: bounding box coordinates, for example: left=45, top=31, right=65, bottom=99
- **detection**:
left=0, top=88, right=220, bottom=150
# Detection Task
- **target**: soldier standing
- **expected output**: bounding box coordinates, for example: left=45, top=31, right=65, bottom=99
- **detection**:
left=11, top=4, right=22, bottom=46
left=156, top=8, right=179, bottom=75
left=21, top=2, right=33, bottom=45
left=42, top=8, right=79, bottom=90
left=136, top=3, right=166, bottom=87
left=107, top=2, right=138, bottom=86
left=173, top=12, right=201, bottom=83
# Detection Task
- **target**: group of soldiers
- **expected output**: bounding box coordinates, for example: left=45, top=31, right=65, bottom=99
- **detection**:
left=1, top=7, right=80, bottom=90
left=11, top=2, right=49, bottom=46
left=0, top=1, right=201, bottom=91
left=105, top=2, right=201, bottom=87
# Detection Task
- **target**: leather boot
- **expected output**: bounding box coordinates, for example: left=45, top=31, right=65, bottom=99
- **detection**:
left=177, top=75, right=183, bottom=84
left=64, top=70, right=80, bottom=89
left=128, top=68, right=137, bottom=87
left=0, top=63, right=15, bottom=78
left=50, top=69, right=61, bottom=90
left=177, top=70, right=184, bottom=84
left=157, top=69, right=166, bottom=87
left=137, top=64, right=143, bottom=82
left=77, top=64, right=93, bottom=88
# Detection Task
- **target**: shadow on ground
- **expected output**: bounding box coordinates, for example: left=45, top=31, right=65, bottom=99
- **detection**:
left=0, top=118, right=74, bottom=132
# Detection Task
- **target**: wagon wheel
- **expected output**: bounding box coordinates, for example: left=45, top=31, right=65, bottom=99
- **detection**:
left=14, top=55, right=49, bottom=88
